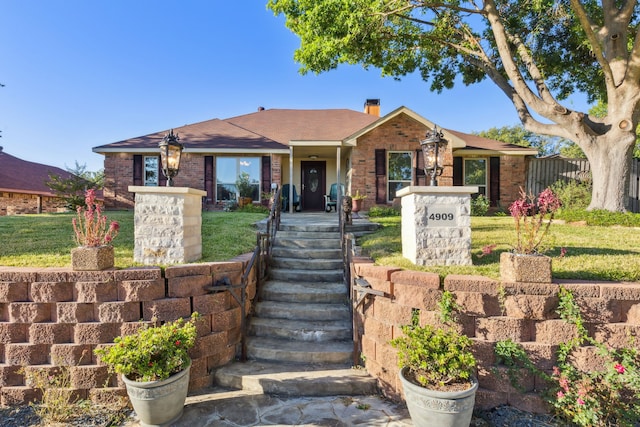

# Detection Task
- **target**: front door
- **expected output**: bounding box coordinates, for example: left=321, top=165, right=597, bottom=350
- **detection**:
left=301, top=161, right=326, bottom=211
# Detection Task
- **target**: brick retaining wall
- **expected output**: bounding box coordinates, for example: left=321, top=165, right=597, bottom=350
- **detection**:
left=351, top=259, right=640, bottom=414
left=0, top=259, right=255, bottom=406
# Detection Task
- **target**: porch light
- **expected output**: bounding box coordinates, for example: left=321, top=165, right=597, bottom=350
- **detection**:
left=420, top=126, right=447, bottom=186
left=159, top=129, right=183, bottom=187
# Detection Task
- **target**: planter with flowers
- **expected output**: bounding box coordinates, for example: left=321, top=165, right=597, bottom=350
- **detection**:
left=351, top=190, right=367, bottom=216
left=71, top=189, right=119, bottom=271
left=94, top=313, right=199, bottom=427
left=501, top=187, right=560, bottom=283
left=390, top=292, right=477, bottom=427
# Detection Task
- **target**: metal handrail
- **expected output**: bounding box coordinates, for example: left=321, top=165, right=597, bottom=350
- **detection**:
left=205, top=187, right=282, bottom=361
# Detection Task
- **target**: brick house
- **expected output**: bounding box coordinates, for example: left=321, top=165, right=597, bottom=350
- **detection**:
left=93, top=100, right=537, bottom=211
left=0, top=147, right=74, bottom=215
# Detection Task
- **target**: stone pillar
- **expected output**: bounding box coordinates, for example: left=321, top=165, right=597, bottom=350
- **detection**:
left=128, top=186, right=207, bottom=265
left=397, top=186, right=478, bottom=266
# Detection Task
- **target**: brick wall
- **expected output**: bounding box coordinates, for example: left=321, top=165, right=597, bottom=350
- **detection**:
left=500, top=156, right=529, bottom=208
left=0, top=192, right=67, bottom=216
left=352, top=114, right=453, bottom=211
left=0, top=259, right=255, bottom=406
left=351, top=259, right=640, bottom=414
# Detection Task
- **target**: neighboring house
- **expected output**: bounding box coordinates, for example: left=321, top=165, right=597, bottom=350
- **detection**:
left=93, top=100, right=538, bottom=212
left=0, top=146, right=74, bottom=215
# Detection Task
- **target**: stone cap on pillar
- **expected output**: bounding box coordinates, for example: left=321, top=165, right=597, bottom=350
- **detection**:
left=128, top=186, right=208, bottom=197
left=396, top=186, right=479, bottom=197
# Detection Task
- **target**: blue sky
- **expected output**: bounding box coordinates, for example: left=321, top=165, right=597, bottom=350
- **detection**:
left=1, top=1, right=590, bottom=172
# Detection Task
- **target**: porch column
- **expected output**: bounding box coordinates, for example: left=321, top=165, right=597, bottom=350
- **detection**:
left=289, top=147, right=294, bottom=213
left=336, top=146, right=342, bottom=228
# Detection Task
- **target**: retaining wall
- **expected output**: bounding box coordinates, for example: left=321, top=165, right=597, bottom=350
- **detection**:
left=0, top=257, right=255, bottom=406
left=351, top=259, right=640, bottom=414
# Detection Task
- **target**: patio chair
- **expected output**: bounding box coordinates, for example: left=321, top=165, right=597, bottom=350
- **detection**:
left=324, top=183, right=344, bottom=212
left=281, top=184, right=300, bottom=211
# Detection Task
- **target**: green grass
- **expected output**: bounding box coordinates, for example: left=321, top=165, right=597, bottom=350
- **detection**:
left=359, top=216, right=640, bottom=282
left=0, top=211, right=267, bottom=268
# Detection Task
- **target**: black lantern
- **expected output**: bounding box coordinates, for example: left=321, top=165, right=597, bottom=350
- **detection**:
left=420, top=126, right=448, bottom=186
left=159, top=129, right=183, bottom=187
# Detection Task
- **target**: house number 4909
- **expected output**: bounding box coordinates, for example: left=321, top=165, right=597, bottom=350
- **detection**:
left=429, top=213, right=454, bottom=221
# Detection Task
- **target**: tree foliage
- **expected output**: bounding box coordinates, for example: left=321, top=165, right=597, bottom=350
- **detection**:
left=46, top=162, right=103, bottom=211
left=474, top=125, right=571, bottom=157
left=268, top=0, right=640, bottom=211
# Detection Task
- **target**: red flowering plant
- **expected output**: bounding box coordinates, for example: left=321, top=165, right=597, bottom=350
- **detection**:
left=72, top=189, right=119, bottom=247
left=94, top=313, right=199, bottom=382
left=550, top=288, right=640, bottom=426
left=508, top=187, right=561, bottom=254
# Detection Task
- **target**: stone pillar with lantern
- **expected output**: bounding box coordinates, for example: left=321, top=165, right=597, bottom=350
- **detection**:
left=398, top=126, right=478, bottom=266
left=129, top=129, right=206, bottom=265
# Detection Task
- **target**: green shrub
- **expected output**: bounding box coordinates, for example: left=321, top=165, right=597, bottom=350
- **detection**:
left=368, top=206, right=401, bottom=217
left=237, top=204, right=269, bottom=214
left=551, top=179, right=592, bottom=210
left=556, top=209, right=640, bottom=227
left=470, top=195, right=490, bottom=216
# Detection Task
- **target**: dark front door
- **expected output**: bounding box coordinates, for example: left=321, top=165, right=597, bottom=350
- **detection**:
left=301, top=161, right=326, bottom=211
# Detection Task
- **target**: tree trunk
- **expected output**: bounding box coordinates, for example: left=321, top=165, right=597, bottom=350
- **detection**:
left=582, top=132, right=635, bottom=212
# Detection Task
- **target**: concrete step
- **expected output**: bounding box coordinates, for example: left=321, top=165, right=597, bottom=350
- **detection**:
left=279, top=224, right=340, bottom=233
left=276, top=230, right=340, bottom=239
left=271, top=257, right=342, bottom=270
left=271, top=247, right=342, bottom=260
left=254, top=301, right=350, bottom=322
left=246, top=337, right=353, bottom=364
left=249, top=317, right=352, bottom=342
left=261, top=281, right=347, bottom=304
left=214, top=361, right=378, bottom=397
left=269, top=268, right=343, bottom=283
left=274, top=237, right=341, bottom=250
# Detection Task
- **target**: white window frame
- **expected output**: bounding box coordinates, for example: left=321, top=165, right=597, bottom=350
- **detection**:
left=144, top=156, right=159, bottom=186
left=215, top=156, right=261, bottom=202
left=463, top=158, right=488, bottom=196
left=387, top=151, right=413, bottom=202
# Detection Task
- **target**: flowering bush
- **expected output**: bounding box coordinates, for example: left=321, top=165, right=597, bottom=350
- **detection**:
left=94, top=313, right=199, bottom=382
left=508, top=187, right=561, bottom=254
left=72, top=189, right=119, bottom=247
left=549, top=288, right=640, bottom=426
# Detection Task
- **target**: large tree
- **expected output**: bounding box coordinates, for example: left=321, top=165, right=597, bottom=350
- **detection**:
left=268, top=0, right=640, bottom=212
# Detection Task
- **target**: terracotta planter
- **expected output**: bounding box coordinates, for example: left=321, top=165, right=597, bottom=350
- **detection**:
left=123, top=360, right=191, bottom=427
left=71, top=245, right=114, bottom=271
left=500, top=252, right=552, bottom=283
left=238, top=197, right=253, bottom=208
left=352, top=199, right=364, bottom=213
left=399, top=367, right=478, bottom=427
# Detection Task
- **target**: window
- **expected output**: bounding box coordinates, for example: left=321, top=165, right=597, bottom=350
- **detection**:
left=388, top=151, right=412, bottom=202
left=216, top=157, right=260, bottom=201
left=464, top=158, right=487, bottom=196
left=144, top=156, right=159, bottom=186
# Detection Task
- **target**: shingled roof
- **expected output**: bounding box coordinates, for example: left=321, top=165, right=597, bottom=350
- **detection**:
left=0, top=147, right=75, bottom=196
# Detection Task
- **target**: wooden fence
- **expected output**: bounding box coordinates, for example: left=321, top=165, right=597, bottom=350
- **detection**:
left=526, top=157, right=640, bottom=213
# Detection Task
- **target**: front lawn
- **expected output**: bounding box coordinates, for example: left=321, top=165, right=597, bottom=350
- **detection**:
left=0, top=211, right=267, bottom=268
left=359, top=216, right=640, bottom=282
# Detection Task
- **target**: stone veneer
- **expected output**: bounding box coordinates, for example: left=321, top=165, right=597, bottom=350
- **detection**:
left=0, top=257, right=254, bottom=406
left=398, top=186, right=477, bottom=266
left=129, top=186, right=207, bottom=265
left=350, top=258, right=640, bottom=414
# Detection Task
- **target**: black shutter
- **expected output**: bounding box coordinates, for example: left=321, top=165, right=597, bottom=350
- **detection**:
left=375, top=149, right=387, bottom=203
left=453, top=157, right=463, bottom=186
left=490, top=157, right=500, bottom=207
left=205, top=156, right=214, bottom=204
left=158, top=156, right=167, bottom=187
left=415, top=149, right=425, bottom=186
left=261, top=156, right=271, bottom=193
left=133, top=155, right=143, bottom=186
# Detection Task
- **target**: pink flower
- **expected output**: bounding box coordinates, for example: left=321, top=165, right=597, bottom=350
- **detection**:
left=557, top=391, right=564, bottom=399
left=615, top=363, right=626, bottom=374
left=577, top=397, right=585, bottom=405
left=560, top=247, right=567, bottom=257
left=478, top=244, right=496, bottom=258
left=559, top=377, right=569, bottom=392
left=175, top=340, right=181, bottom=346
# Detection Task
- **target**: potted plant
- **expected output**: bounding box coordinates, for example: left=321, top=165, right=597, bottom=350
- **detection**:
left=501, top=187, right=561, bottom=283
left=390, top=291, right=477, bottom=427
left=94, top=313, right=199, bottom=426
left=351, top=190, right=367, bottom=215
left=236, top=172, right=254, bottom=207
left=71, top=189, right=119, bottom=270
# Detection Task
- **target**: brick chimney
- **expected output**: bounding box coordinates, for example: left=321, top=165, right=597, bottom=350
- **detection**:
left=364, top=99, right=380, bottom=117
